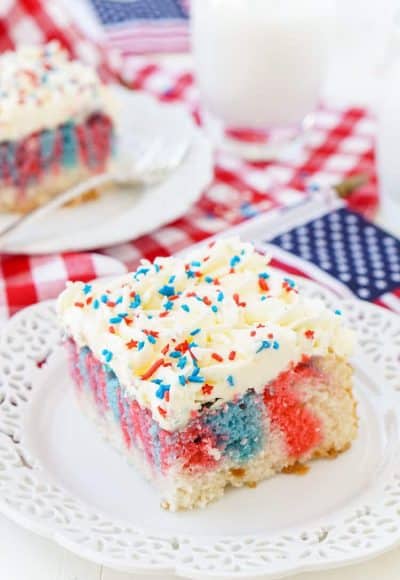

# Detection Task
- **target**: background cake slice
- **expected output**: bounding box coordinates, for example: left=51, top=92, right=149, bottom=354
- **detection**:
left=58, top=238, right=358, bottom=511
left=0, top=42, right=116, bottom=212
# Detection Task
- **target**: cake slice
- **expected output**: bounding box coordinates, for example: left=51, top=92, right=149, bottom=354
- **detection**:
left=0, top=42, right=116, bottom=212
left=58, top=238, right=358, bottom=511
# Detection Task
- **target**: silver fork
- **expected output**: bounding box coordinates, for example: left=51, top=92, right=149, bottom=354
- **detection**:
left=0, top=133, right=190, bottom=248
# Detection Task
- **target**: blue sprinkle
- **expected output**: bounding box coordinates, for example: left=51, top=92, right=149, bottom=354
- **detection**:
left=240, top=249, right=246, bottom=255
left=147, top=335, right=157, bottom=344
left=130, top=294, right=141, bottom=309
left=159, top=285, right=175, bottom=297
left=116, top=296, right=123, bottom=305
left=273, top=341, right=280, bottom=350
left=155, top=383, right=170, bottom=400
left=151, top=378, right=162, bottom=385
left=217, top=291, right=225, bottom=302
left=211, top=305, right=218, bottom=313
left=261, top=296, right=267, bottom=301
left=284, top=277, right=296, bottom=288
left=227, top=375, right=235, bottom=387
left=177, top=356, right=187, bottom=369
left=188, top=375, right=205, bottom=383
left=164, top=300, right=174, bottom=311
left=109, top=316, right=122, bottom=324
left=257, top=340, right=271, bottom=353
left=181, top=304, right=190, bottom=313
left=170, top=351, right=181, bottom=359
left=101, top=349, right=113, bottom=363
left=335, top=309, right=342, bottom=315
left=154, top=263, right=161, bottom=273
left=259, top=272, right=270, bottom=279
left=185, top=270, right=195, bottom=279
left=190, top=328, right=201, bottom=336
left=101, top=294, right=108, bottom=303
left=168, top=275, right=176, bottom=283
left=205, top=276, right=213, bottom=283
left=138, top=341, right=145, bottom=351
left=147, top=315, right=153, bottom=319
left=230, top=255, right=241, bottom=268
left=179, top=375, right=186, bottom=386
left=192, top=366, right=200, bottom=376
left=191, top=260, right=201, bottom=267
left=190, top=341, right=199, bottom=348
left=83, top=284, right=92, bottom=295
left=93, top=299, right=100, bottom=310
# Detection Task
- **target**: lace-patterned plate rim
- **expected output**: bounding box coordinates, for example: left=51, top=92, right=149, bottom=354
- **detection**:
left=0, top=281, right=398, bottom=579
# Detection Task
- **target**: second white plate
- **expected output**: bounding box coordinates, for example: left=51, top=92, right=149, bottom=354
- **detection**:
left=0, top=88, right=213, bottom=255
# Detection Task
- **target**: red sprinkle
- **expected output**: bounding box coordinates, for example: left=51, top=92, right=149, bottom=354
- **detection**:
left=141, top=358, right=164, bottom=380
left=161, top=343, right=170, bottom=355
left=159, top=311, right=170, bottom=318
left=211, top=352, right=224, bottom=362
left=186, top=292, right=197, bottom=297
left=268, top=333, right=274, bottom=339
left=228, top=351, right=236, bottom=361
left=203, top=296, right=212, bottom=306
left=106, top=301, right=116, bottom=308
left=250, top=330, right=257, bottom=337
left=213, top=278, right=221, bottom=285
left=165, top=391, right=170, bottom=402
left=175, top=340, right=190, bottom=353
left=74, top=302, right=84, bottom=308
left=204, top=256, right=210, bottom=262
left=143, top=329, right=159, bottom=338
left=233, top=293, right=246, bottom=307
left=126, top=339, right=138, bottom=349
left=158, top=406, right=167, bottom=417
left=258, top=277, right=270, bottom=292
left=124, top=317, right=133, bottom=326
left=86, top=297, right=93, bottom=305
left=129, top=291, right=136, bottom=298
left=109, top=326, right=116, bottom=334
left=202, top=384, right=214, bottom=395
left=304, top=330, right=315, bottom=340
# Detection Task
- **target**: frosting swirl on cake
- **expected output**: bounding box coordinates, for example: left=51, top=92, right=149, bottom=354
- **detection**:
left=58, top=238, right=354, bottom=430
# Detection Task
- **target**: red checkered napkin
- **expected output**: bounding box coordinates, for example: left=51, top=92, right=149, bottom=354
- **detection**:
left=0, top=253, right=127, bottom=322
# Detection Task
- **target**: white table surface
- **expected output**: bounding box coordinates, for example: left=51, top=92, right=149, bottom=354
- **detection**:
left=2, top=1, right=400, bottom=579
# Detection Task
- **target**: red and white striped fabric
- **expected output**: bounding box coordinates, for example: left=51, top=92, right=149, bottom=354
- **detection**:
left=0, top=0, right=394, bottom=325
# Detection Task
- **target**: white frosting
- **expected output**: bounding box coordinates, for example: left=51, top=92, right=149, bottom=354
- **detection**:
left=0, top=42, right=116, bottom=141
left=57, top=238, right=355, bottom=431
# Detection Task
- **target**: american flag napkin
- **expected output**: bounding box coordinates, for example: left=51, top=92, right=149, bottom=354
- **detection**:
left=88, top=0, right=190, bottom=54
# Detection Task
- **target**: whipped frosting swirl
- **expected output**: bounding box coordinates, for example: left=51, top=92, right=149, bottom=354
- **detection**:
left=57, top=238, right=355, bottom=431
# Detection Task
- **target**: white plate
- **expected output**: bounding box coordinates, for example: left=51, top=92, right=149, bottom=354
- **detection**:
left=0, top=89, right=213, bottom=255
left=0, top=281, right=399, bottom=579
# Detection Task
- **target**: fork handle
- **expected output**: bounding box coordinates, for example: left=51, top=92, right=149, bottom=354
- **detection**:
left=0, top=172, right=113, bottom=250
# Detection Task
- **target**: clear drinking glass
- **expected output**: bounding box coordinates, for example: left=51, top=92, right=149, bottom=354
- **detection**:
left=191, top=0, right=334, bottom=160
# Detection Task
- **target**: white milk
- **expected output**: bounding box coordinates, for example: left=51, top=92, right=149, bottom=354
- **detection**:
left=191, top=0, right=334, bottom=129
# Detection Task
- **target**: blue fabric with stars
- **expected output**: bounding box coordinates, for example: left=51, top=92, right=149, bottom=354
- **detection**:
left=269, top=208, right=400, bottom=301
left=90, top=0, right=188, bottom=26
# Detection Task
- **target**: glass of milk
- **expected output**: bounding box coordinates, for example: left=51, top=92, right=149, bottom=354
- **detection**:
left=191, top=0, right=334, bottom=160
